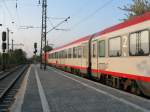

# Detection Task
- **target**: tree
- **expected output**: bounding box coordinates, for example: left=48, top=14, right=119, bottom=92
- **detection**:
left=43, top=45, right=53, bottom=52
left=10, top=49, right=27, bottom=65
left=120, top=0, right=150, bottom=20
left=13, top=49, right=27, bottom=64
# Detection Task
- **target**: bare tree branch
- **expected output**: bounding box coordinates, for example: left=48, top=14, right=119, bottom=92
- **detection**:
left=119, top=0, right=150, bottom=21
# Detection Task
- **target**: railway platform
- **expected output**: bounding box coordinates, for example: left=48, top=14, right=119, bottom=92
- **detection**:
left=10, top=64, right=150, bottom=112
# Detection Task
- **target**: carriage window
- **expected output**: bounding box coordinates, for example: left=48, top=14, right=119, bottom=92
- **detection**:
left=64, top=51, right=66, bottom=58
left=59, top=52, right=61, bottom=58
left=129, top=30, right=149, bottom=56
left=55, top=52, right=57, bottom=59
left=99, top=40, right=105, bottom=57
left=51, top=54, right=53, bottom=59
left=83, top=44, right=87, bottom=58
left=109, top=37, right=121, bottom=57
left=62, top=51, right=64, bottom=58
left=57, top=52, right=59, bottom=58
left=54, top=53, right=56, bottom=58
left=56, top=52, right=58, bottom=59
left=68, top=48, right=72, bottom=58
left=73, top=47, right=77, bottom=58
left=61, top=51, right=63, bottom=58
left=53, top=53, right=55, bottom=59
left=60, top=51, right=63, bottom=58
left=78, top=47, right=82, bottom=58
left=64, top=50, right=67, bottom=58
left=63, top=50, right=66, bottom=58
left=60, top=51, right=62, bottom=58
left=92, top=43, right=96, bottom=57
left=53, top=53, right=54, bottom=59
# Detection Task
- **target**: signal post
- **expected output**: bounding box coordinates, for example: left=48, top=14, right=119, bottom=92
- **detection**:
left=2, top=32, right=7, bottom=71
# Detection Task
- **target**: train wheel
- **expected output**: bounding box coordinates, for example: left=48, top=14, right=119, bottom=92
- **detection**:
left=106, top=75, right=113, bottom=87
left=100, top=74, right=107, bottom=84
left=124, top=79, right=132, bottom=92
left=124, top=79, right=141, bottom=95
left=130, top=81, right=141, bottom=95
left=112, top=77, right=120, bottom=89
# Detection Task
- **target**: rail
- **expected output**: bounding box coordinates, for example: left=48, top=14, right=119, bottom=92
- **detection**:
left=0, top=65, right=29, bottom=111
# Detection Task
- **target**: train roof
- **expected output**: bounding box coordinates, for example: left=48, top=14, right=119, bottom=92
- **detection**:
left=49, top=11, right=150, bottom=53
left=51, top=34, right=92, bottom=52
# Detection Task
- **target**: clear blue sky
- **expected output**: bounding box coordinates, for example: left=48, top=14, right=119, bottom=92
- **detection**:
left=0, top=0, right=132, bottom=57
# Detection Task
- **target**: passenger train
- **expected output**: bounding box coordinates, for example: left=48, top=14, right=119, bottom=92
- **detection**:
left=46, top=12, right=150, bottom=97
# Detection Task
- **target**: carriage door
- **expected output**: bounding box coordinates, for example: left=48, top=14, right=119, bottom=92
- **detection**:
left=91, top=40, right=98, bottom=78
left=81, top=43, right=88, bottom=74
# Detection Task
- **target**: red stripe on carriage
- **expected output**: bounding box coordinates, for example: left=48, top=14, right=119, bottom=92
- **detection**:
left=49, top=62, right=150, bottom=82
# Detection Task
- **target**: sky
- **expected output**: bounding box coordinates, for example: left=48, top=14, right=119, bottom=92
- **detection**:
left=0, top=0, right=132, bottom=57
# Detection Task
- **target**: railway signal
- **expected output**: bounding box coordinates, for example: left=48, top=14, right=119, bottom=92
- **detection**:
left=34, top=42, right=37, bottom=54
left=2, top=43, right=7, bottom=51
left=2, top=32, right=7, bottom=52
left=34, top=42, right=37, bottom=64
left=2, top=32, right=6, bottom=42
left=34, top=42, right=37, bottom=49
left=2, top=31, right=7, bottom=71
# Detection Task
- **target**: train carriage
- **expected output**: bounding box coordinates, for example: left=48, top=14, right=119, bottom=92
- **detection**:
left=47, top=35, right=92, bottom=76
left=90, top=12, right=150, bottom=96
left=47, top=12, right=150, bottom=97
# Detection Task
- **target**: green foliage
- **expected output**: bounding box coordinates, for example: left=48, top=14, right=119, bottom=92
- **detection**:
left=0, top=49, right=27, bottom=68
left=11, top=49, right=27, bottom=64
left=35, top=55, right=41, bottom=62
left=120, top=0, right=150, bottom=20
left=32, top=55, right=41, bottom=63
left=43, top=45, right=53, bottom=52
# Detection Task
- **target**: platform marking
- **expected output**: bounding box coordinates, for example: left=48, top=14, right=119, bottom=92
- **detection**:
left=50, top=68, right=150, bottom=112
left=10, top=65, right=31, bottom=112
left=35, top=66, right=51, bottom=112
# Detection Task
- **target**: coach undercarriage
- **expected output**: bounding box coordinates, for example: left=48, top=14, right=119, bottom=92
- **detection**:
left=98, top=74, right=141, bottom=95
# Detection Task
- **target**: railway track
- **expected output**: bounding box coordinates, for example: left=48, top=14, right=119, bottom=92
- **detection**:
left=0, top=65, right=29, bottom=112
left=0, top=66, right=21, bottom=80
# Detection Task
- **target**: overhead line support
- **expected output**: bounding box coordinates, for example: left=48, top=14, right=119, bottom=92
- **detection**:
left=40, top=0, right=47, bottom=70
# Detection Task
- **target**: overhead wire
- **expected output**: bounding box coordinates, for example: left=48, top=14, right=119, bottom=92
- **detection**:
left=70, top=0, right=114, bottom=29
left=70, top=0, right=91, bottom=18
left=2, top=0, right=13, bottom=19
left=47, top=17, right=54, bottom=28
left=16, top=2, right=21, bottom=28
left=0, top=2, right=4, bottom=26
left=48, top=17, right=67, bottom=20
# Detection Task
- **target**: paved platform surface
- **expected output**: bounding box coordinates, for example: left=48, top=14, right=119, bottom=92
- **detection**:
left=11, top=64, right=150, bottom=112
